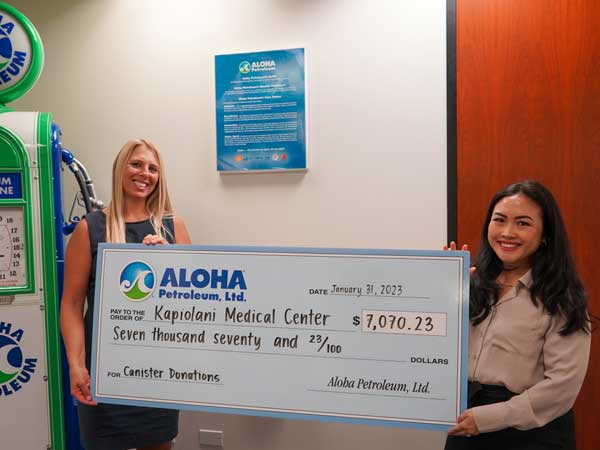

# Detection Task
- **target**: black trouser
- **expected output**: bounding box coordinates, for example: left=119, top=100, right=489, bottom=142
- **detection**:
left=444, top=382, right=575, bottom=450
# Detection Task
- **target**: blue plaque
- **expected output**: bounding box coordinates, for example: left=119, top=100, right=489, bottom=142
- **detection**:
left=215, top=48, right=307, bottom=172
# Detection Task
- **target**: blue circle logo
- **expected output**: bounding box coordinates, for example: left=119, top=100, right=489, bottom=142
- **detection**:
left=119, top=261, right=155, bottom=301
left=0, top=4, right=46, bottom=104
left=239, top=61, right=250, bottom=74
left=0, top=334, right=22, bottom=384
left=0, top=29, right=13, bottom=70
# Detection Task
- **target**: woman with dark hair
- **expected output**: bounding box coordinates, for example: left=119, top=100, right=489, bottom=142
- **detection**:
left=444, top=180, right=591, bottom=450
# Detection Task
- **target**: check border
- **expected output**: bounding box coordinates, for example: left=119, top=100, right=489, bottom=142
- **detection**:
left=91, top=245, right=469, bottom=431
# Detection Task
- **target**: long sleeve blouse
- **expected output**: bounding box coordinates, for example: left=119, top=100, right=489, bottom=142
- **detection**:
left=469, top=270, right=591, bottom=432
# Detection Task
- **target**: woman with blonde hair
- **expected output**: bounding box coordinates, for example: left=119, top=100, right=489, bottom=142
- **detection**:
left=60, top=139, right=191, bottom=450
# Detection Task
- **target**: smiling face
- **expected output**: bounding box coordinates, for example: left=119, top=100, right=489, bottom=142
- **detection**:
left=122, top=145, right=160, bottom=201
left=487, top=193, right=544, bottom=274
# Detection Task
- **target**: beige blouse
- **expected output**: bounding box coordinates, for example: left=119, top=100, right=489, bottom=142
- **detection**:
left=469, top=270, right=591, bottom=433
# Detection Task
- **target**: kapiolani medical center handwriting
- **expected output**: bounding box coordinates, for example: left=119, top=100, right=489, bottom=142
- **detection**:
left=152, top=305, right=331, bottom=325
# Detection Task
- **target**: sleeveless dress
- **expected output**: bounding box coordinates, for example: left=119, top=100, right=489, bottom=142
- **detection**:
left=77, top=210, right=179, bottom=450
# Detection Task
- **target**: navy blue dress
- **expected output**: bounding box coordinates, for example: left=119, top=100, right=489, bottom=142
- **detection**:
left=77, top=210, right=178, bottom=450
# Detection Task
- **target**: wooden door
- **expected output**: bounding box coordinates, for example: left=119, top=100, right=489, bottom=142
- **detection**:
left=456, top=1, right=600, bottom=449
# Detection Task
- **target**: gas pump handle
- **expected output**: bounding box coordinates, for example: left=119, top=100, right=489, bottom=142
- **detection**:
left=61, top=148, right=75, bottom=164
left=61, top=149, right=104, bottom=212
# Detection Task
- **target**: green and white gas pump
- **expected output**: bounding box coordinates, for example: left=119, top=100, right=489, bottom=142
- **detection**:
left=0, top=3, right=101, bottom=449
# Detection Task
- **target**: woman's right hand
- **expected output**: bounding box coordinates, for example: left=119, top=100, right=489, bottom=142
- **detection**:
left=69, top=365, right=97, bottom=405
left=143, top=233, right=169, bottom=245
left=443, top=241, right=476, bottom=276
left=448, top=408, right=480, bottom=437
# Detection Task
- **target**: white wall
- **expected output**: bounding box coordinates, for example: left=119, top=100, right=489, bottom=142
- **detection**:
left=10, top=0, right=449, bottom=448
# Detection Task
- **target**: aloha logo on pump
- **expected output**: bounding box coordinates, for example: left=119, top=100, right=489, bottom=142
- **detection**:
left=0, top=322, right=37, bottom=396
left=0, top=27, right=13, bottom=70
left=0, top=334, right=21, bottom=385
left=119, top=261, right=156, bottom=301
left=0, top=11, right=32, bottom=89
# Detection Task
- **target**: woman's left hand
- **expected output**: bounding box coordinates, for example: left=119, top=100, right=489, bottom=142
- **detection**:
left=142, top=234, right=168, bottom=245
left=448, top=409, right=480, bottom=437
left=443, top=241, right=476, bottom=277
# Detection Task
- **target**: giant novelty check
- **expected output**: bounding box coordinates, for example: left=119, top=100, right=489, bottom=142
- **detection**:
left=91, top=245, right=469, bottom=430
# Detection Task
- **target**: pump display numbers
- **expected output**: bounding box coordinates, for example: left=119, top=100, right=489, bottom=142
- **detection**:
left=0, top=207, right=27, bottom=287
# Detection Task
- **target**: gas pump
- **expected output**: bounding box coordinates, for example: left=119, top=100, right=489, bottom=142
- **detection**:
left=0, top=3, right=101, bottom=449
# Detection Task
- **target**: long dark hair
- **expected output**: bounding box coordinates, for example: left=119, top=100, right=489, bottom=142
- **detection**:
left=471, top=180, right=589, bottom=335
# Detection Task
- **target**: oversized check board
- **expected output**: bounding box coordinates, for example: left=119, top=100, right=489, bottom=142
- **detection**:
left=91, top=245, right=469, bottom=430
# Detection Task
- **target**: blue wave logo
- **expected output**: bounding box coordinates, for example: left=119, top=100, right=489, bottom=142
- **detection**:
left=119, top=261, right=155, bottom=301
left=0, top=334, right=21, bottom=384
left=0, top=28, right=13, bottom=70
left=239, top=61, right=250, bottom=74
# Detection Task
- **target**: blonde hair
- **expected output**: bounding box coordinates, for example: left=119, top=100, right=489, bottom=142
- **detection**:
left=106, top=139, right=173, bottom=243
